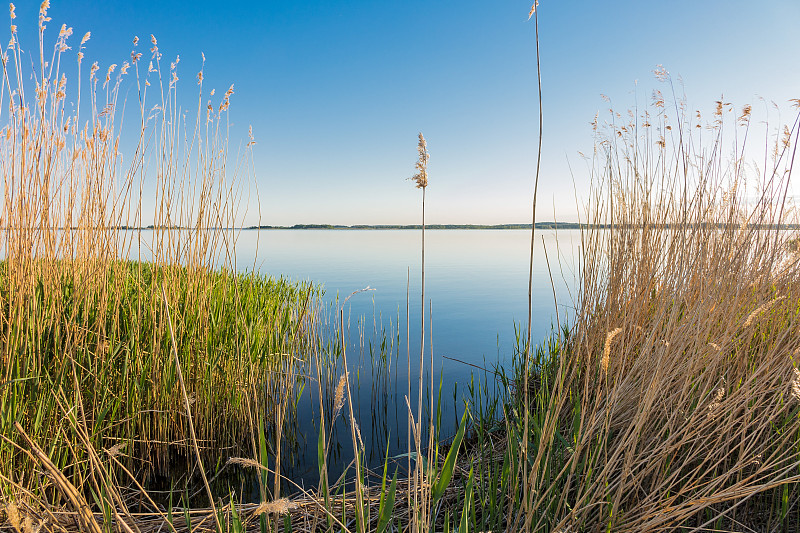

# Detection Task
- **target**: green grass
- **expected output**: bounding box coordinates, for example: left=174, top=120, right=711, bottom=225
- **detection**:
left=0, top=259, right=318, bottom=498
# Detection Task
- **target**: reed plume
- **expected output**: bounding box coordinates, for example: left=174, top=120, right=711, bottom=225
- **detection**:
left=332, top=372, right=347, bottom=420
left=743, top=295, right=786, bottom=328
left=411, top=133, right=429, bottom=189
left=601, top=327, right=622, bottom=375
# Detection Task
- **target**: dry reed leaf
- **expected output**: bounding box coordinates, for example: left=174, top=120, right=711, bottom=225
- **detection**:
left=744, top=295, right=786, bottom=328
left=602, top=327, right=622, bottom=375
left=253, top=498, right=297, bottom=516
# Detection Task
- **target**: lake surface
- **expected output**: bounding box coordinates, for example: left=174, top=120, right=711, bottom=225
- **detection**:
left=30, top=227, right=581, bottom=491
left=231, top=228, right=581, bottom=490
left=234, top=229, right=579, bottom=360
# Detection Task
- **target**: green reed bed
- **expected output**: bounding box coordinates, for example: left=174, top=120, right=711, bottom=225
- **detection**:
left=0, top=259, right=317, bottom=494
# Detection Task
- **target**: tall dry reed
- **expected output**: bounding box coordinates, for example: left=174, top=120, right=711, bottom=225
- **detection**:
left=510, top=71, right=800, bottom=530
left=409, top=131, right=430, bottom=532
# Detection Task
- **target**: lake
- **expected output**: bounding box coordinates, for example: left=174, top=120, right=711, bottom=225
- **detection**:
left=61, top=227, right=581, bottom=491
left=229, top=228, right=581, bottom=490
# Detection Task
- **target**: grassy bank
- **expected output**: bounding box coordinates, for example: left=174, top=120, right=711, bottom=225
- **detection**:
left=1, top=259, right=316, bottom=488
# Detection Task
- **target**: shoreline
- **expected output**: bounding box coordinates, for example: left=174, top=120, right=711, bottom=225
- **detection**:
left=10, top=222, right=800, bottom=231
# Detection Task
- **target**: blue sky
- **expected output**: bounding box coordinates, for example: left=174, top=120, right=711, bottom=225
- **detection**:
left=10, top=0, right=800, bottom=225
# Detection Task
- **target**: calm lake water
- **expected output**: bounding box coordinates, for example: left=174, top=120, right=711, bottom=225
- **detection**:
left=232, top=229, right=581, bottom=490
left=31, top=227, right=581, bottom=491
left=234, top=229, right=579, bottom=361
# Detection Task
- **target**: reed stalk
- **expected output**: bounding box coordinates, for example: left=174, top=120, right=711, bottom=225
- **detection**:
left=521, top=2, right=544, bottom=529
left=409, top=132, right=430, bottom=531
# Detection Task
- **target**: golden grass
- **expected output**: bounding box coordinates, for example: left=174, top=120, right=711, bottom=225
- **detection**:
left=509, top=70, right=800, bottom=530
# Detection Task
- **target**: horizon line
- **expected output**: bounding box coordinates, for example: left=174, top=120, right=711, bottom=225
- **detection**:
left=7, top=222, right=800, bottom=231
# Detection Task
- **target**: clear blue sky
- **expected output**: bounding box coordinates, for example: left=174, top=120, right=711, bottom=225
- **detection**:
left=11, top=0, right=800, bottom=225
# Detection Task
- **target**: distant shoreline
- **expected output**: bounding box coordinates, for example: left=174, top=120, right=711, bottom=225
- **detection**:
left=245, top=222, right=577, bottom=230
left=244, top=223, right=800, bottom=230
left=160, top=223, right=800, bottom=230
left=3, top=223, right=575, bottom=230
left=9, top=223, right=800, bottom=230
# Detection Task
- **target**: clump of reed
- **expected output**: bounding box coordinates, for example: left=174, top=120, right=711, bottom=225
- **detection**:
left=470, top=74, right=800, bottom=530
left=0, top=1, right=317, bottom=517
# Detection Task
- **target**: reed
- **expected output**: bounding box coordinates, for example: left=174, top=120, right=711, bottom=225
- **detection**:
left=458, top=76, right=800, bottom=530
left=409, top=132, right=430, bottom=532
left=522, top=2, right=543, bottom=528
left=0, top=1, right=317, bottom=516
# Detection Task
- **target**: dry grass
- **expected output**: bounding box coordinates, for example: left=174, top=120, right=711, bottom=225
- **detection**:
left=507, top=70, right=800, bottom=531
